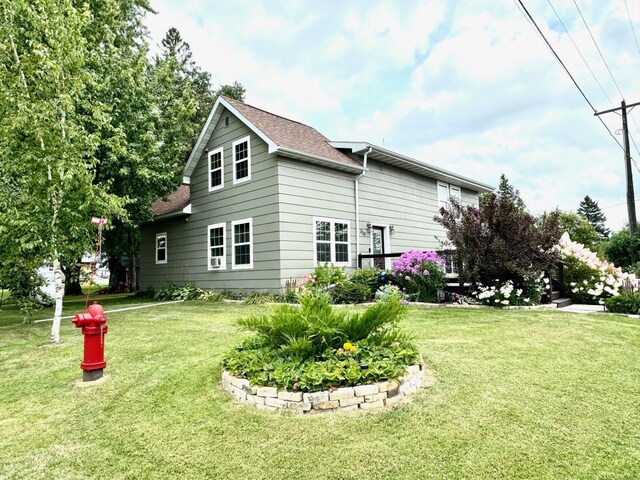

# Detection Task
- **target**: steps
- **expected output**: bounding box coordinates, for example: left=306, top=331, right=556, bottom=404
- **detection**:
left=553, top=298, right=573, bottom=308
left=550, top=290, right=573, bottom=308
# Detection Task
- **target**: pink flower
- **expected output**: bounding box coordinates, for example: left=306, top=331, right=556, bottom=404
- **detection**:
left=422, top=270, right=430, bottom=276
left=404, top=275, right=411, bottom=281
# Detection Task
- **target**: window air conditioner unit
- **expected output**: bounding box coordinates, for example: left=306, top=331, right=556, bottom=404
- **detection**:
left=210, top=257, right=222, bottom=269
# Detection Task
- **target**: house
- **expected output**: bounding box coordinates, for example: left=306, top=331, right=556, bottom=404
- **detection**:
left=140, top=96, right=494, bottom=292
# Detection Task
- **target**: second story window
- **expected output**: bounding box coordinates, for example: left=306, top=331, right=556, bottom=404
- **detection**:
left=208, top=147, right=224, bottom=191
left=438, top=182, right=461, bottom=211
left=233, top=136, right=251, bottom=184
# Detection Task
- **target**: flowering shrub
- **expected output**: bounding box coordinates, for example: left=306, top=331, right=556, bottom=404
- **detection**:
left=473, top=276, right=545, bottom=307
left=559, top=233, right=638, bottom=304
left=390, top=250, right=446, bottom=302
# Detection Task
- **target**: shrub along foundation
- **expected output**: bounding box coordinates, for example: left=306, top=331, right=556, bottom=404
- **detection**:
left=221, top=363, right=426, bottom=413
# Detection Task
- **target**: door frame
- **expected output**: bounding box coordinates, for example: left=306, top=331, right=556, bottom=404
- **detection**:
left=369, top=222, right=391, bottom=270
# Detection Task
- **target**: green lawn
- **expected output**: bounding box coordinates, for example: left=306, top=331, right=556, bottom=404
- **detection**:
left=1, top=303, right=639, bottom=479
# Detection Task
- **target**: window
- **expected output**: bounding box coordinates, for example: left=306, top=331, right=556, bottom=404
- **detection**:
left=232, top=218, right=253, bottom=269
left=438, top=182, right=461, bottom=210
left=207, top=223, right=226, bottom=270
left=313, top=218, right=350, bottom=265
left=233, top=136, right=251, bottom=184
left=155, top=233, right=167, bottom=264
left=208, top=147, right=224, bottom=191
left=441, top=251, right=458, bottom=276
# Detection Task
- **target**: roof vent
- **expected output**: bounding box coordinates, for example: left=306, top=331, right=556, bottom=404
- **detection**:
left=224, top=116, right=230, bottom=127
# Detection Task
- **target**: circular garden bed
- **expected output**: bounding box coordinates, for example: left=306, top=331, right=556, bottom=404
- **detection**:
left=220, top=292, right=426, bottom=413
left=222, top=363, right=425, bottom=413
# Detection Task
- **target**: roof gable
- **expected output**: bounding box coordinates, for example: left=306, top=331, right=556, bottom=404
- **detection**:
left=183, top=96, right=361, bottom=178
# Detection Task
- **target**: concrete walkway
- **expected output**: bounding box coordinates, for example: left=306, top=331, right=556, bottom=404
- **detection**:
left=557, top=304, right=606, bottom=314
left=33, top=300, right=184, bottom=323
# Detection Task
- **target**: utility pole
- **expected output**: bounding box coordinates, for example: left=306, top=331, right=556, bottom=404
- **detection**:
left=595, top=100, right=639, bottom=234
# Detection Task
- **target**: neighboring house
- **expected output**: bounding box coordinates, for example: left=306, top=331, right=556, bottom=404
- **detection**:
left=140, top=96, right=494, bottom=292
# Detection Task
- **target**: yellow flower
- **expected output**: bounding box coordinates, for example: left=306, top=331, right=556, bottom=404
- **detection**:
left=343, top=342, right=357, bottom=352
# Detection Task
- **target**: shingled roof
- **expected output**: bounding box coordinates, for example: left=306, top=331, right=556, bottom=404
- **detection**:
left=223, top=97, right=360, bottom=168
left=151, top=184, right=190, bottom=217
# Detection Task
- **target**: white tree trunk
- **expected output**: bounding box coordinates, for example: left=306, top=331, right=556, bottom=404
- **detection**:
left=50, top=258, right=64, bottom=343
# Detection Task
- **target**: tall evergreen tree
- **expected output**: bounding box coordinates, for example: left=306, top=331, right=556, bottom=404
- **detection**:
left=577, top=196, right=610, bottom=240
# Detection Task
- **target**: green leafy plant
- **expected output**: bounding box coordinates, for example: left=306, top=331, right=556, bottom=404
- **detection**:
left=199, top=289, right=227, bottom=302
left=312, top=264, right=346, bottom=288
left=329, top=281, right=370, bottom=304
left=221, top=292, right=419, bottom=391
left=245, top=291, right=276, bottom=305
left=349, top=267, right=383, bottom=297
left=605, top=289, right=640, bottom=314
left=154, top=283, right=203, bottom=301
left=375, top=284, right=407, bottom=303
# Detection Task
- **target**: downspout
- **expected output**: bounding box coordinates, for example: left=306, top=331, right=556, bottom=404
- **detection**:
left=355, top=147, right=372, bottom=267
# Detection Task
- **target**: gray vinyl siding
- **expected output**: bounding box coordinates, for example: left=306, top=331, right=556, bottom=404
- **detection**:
left=277, top=157, right=357, bottom=282
left=356, top=159, right=479, bottom=268
left=139, top=107, right=281, bottom=291
left=140, top=107, right=485, bottom=291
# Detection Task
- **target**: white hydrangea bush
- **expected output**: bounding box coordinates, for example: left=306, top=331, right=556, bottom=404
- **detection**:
left=558, top=233, right=638, bottom=304
left=473, top=275, right=547, bottom=307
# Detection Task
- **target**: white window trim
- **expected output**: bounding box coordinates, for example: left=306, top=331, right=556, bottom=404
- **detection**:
left=207, top=223, right=227, bottom=271
left=313, top=217, right=351, bottom=267
left=438, top=182, right=461, bottom=210
left=232, top=135, right=252, bottom=185
left=155, top=233, right=167, bottom=264
left=231, top=218, right=253, bottom=270
left=208, top=146, right=224, bottom=192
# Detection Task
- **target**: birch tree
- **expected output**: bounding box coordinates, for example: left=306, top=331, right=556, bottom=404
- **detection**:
left=0, top=0, right=122, bottom=341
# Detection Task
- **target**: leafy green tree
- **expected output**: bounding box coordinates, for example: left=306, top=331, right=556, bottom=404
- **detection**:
left=0, top=0, right=123, bottom=337
left=558, top=212, right=600, bottom=249
left=577, top=195, right=610, bottom=240
left=604, top=229, right=640, bottom=271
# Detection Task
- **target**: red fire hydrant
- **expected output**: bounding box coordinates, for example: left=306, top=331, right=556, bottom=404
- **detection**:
left=72, top=301, right=108, bottom=382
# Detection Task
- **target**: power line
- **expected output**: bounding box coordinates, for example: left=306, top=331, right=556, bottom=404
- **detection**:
left=513, top=0, right=624, bottom=151
left=548, top=0, right=640, bottom=146
left=630, top=130, right=640, bottom=162
left=572, top=0, right=625, bottom=99
left=623, top=0, right=640, bottom=58
left=546, top=0, right=615, bottom=107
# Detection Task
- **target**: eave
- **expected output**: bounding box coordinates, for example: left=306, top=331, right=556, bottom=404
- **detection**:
left=330, top=141, right=495, bottom=193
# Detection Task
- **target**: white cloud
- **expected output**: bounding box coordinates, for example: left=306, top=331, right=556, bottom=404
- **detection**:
left=145, top=0, right=640, bottom=231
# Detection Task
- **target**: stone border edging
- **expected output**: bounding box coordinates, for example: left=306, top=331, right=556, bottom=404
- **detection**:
left=221, top=364, right=425, bottom=413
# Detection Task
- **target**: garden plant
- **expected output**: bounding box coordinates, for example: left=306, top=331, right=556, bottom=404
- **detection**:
left=436, top=175, right=562, bottom=307
left=558, top=233, right=638, bottom=305
left=390, top=250, right=446, bottom=302
left=222, top=292, right=419, bottom=392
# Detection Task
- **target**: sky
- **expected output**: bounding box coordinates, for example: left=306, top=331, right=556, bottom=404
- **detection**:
left=144, top=0, right=640, bottom=231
